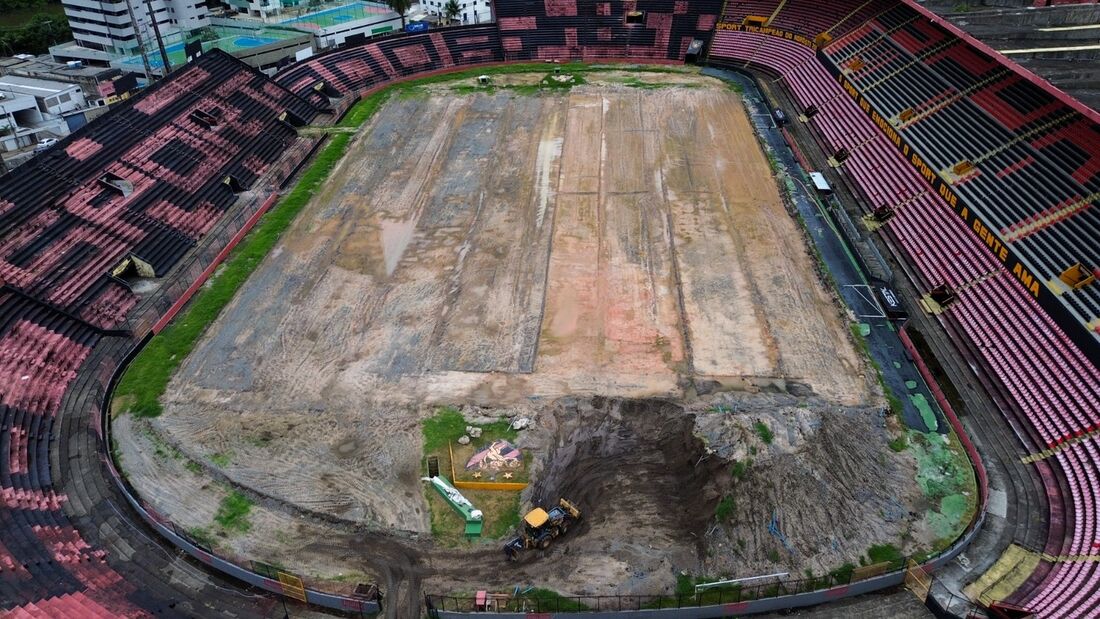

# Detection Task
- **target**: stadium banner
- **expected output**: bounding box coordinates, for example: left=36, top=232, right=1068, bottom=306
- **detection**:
left=814, top=50, right=1100, bottom=366
left=715, top=22, right=819, bottom=49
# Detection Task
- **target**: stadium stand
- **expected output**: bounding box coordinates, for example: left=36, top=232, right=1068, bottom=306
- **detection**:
left=0, top=50, right=317, bottom=327
left=0, top=49, right=320, bottom=617
left=824, top=1, right=1100, bottom=351
left=492, top=0, right=721, bottom=61
left=708, top=1, right=1100, bottom=616
left=276, top=25, right=506, bottom=106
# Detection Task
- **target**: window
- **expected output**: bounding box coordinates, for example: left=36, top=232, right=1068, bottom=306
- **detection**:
left=58, top=93, right=71, bottom=104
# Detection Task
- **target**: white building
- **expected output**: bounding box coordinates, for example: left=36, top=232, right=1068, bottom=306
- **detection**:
left=60, top=0, right=210, bottom=57
left=0, top=76, right=93, bottom=152
left=416, top=0, right=490, bottom=25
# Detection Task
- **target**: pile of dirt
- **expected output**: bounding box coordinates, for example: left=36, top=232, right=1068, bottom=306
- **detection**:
left=691, top=393, right=922, bottom=579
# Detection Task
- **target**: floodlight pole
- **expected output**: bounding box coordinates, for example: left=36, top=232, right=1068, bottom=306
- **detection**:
left=123, top=0, right=155, bottom=80
left=143, top=0, right=172, bottom=73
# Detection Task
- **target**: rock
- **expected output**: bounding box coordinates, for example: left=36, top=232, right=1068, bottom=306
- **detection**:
left=512, top=417, right=531, bottom=431
left=457, top=435, right=471, bottom=445
left=468, top=427, right=483, bottom=439
left=694, top=378, right=722, bottom=396
left=785, top=382, right=814, bottom=397
left=503, top=409, right=519, bottom=418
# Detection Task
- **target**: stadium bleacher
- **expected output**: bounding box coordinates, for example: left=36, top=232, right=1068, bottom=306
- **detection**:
left=709, top=2, right=1100, bottom=615
left=493, top=0, right=721, bottom=61
left=276, top=25, right=505, bottom=105
left=0, top=50, right=320, bottom=617
left=821, top=0, right=1100, bottom=356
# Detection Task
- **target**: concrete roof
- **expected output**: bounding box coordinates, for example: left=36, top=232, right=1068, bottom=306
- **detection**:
left=0, top=75, right=81, bottom=97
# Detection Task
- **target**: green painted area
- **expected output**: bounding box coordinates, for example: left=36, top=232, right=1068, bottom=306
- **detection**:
left=905, top=380, right=918, bottom=390
left=858, top=323, right=871, bottom=337
left=908, top=430, right=977, bottom=547
left=910, top=392, right=938, bottom=433
left=926, top=493, right=969, bottom=538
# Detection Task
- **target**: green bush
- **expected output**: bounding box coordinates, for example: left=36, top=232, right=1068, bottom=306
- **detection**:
left=214, top=490, right=252, bottom=533
left=0, top=12, right=70, bottom=56
left=867, top=543, right=903, bottom=565
left=715, top=495, right=735, bottom=522
left=754, top=421, right=774, bottom=445
left=888, top=435, right=908, bottom=452
left=829, top=562, right=856, bottom=583
left=730, top=458, right=750, bottom=479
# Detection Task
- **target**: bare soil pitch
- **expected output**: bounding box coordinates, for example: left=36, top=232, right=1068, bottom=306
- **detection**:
left=114, top=75, right=916, bottom=617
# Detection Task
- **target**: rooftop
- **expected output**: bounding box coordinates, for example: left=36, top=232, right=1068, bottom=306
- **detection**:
left=0, top=75, right=80, bottom=97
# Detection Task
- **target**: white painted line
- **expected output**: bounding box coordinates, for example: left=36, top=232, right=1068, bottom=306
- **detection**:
left=1038, top=24, right=1100, bottom=33
left=999, top=43, right=1100, bottom=55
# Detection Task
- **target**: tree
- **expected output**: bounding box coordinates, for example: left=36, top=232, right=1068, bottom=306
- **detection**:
left=0, top=14, right=70, bottom=56
left=384, top=0, right=411, bottom=29
left=444, top=0, right=459, bottom=23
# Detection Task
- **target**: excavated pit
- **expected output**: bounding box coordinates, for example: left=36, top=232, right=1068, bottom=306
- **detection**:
left=529, top=398, right=724, bottom=557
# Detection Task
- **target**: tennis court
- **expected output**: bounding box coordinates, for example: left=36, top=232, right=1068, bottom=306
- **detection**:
left=118, top=26, right=303, bottom=70
left=279, top=1, right=394, bottom=29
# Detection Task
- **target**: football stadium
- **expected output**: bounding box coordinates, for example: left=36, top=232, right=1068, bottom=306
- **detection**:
left=1, top=1, right=1099, bottom=618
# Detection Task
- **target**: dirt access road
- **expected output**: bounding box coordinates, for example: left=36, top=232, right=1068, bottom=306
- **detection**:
left=119, top=74, right=881, bottom=616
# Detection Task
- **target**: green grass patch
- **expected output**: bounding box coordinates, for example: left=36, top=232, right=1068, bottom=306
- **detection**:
left=888, top=434, right=908, bottom=452
left=715, top=495, right=735, bottom=522
left=210, top=451, right=232, bottom=467
left=886, top=390, right=904, bottom=417
left=142, top=425, right=182, bottom=460
left=849, top=323, right=871, bottom=356
left=519, top=588, right=589, bottom=612
left=213, top=490, right=253, bottom=533
left=730, top=458, right=750, bottom=479
left=422, top=406, right=468, bottom=453
left=184, top=460, right=202, bottom=475
left=753, top=421, right=774, bottom=445
left=422, top=406, right=518, bottom=454
left=187, top=526, right=215, bottom=548
left=866, top=543, right=902, bottom=565
left=829, top=562, right=856, bottom=583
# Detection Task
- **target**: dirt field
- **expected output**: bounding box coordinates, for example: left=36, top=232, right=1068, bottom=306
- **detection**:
left=114, top=74, right=912, bottom=617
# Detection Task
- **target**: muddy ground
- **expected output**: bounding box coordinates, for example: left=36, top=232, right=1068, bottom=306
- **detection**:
left=112, top=75, right=922, bottom=617
left=116, top=393, right=924, bottom=617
